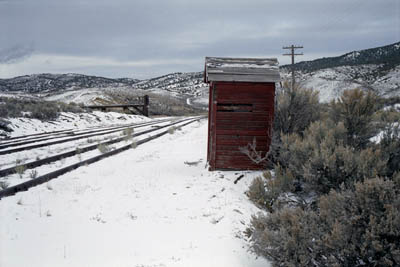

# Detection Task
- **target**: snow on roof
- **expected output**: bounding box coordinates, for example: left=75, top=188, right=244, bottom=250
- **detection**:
left=204, top=57, right=280, bottom=83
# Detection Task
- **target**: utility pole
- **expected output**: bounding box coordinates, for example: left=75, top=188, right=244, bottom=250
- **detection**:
left=283, top=45, right=303, bottom=90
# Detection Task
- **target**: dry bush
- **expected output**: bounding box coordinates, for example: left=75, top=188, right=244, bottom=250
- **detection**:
left=249, top=177, right=400, bottom=267
left=266, top=83, right=322, bottom=165
left=274, top=82, right=321, bottom=136
left=330, top=88, right=380, bottom=149
left=247, top=88, right=400, bottom=267
left=374, top=109, right=400, bottom=124
left=257, top=119, right=387, bottom=211
left=0, top=96, right=84, bottom=120
left=378, top=125, right=400, bottom=178
left=15, top=164, right=26, bottom=178
left=29, top=169, right=38, bottom=179
left=97, top=143, right=111, bottom=154
left=0, top=181, right=9, bottom=190
left=246, top=176, right=268, bottom=208
left=122, top=127, right=134, bottom=141
left=130, top=140, right=137, bottom=149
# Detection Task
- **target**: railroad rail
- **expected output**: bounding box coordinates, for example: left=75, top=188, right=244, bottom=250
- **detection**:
left=0, top=117, right=188, bottom=177
left=0, top=118, right=155, bottom=146
left=0, top=128, right=75, bottom=142
left=0, top=116, right=205, bottom=199
left=0, top=118, right=173, bottom=155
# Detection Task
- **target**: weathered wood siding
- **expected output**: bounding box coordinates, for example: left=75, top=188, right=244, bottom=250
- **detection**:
left=208, top=81, right=275, bottom=170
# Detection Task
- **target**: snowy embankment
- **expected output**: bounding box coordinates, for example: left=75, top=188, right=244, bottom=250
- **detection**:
left=3, top=111, right=151, bottom=138
left=0, top=118, right=269, bottom=267
left=280, top=65, right=400, bottom=102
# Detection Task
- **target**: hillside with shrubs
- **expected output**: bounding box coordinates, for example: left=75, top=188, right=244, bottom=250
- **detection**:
left=246, top=84, right=400, bottom=266
left=0, top=97, right=84, bottom=121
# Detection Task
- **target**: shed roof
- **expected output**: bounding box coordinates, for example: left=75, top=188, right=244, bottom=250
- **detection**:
left=204, top=57, right=280, bottom=83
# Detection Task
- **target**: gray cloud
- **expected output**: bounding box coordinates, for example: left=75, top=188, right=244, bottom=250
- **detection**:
left=0, top=44, right=34, bottom=63
left=0, top=0, right=399, bottom=78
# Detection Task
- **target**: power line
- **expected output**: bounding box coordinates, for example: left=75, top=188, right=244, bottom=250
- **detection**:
left=283, top=45, right=303, bottom=90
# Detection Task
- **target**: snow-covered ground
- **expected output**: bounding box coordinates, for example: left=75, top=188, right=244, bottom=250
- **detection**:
left=44, top=88, right=107, bottom=105
left=281, top=65, right=400, bottom=102
left=2, top=111, right=151, bottom=138
left=0, top=118, right=269, bottom=267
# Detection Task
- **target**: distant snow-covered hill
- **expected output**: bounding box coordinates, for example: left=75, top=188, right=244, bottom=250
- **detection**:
left=133, top=72, right=205, bottom=96
left=131, top=72, right=209, bottom=107
left=282, top=64, right=400, bottom=102
left=0, top=42, right=399, bottom=104
left=283, top=41, right=400, bottom=73
left=281, top=41, right=400, bottom=102
left=0, top=73, right=140, bottom=93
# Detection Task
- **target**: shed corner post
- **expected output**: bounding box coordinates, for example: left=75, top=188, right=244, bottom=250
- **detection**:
left=207, top=82, right=217, bottom=171
left=210, top=82, right=217, bottom=171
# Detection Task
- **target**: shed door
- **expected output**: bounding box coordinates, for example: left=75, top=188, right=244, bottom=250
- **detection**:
left=213, top=82, right=274, bottom=170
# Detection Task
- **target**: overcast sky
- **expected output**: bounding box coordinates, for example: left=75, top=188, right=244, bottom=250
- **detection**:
left=0, top=0, right=399, bottom=79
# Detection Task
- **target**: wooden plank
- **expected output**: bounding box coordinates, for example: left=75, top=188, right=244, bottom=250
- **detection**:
left=216, top=125, right=269, bottom=131
left=212, top=81, right=275, bottom=88
left=216, top=144, right=269, bottom=151
left=207, top=73, right=280, bottom=83
left=216, top=139, right=269, bottom=146
left=216, top=144, right=241, bottom=150
left=216, top=134, right=269, bottom=141
left=216, top=129, right=267, bottom=136
left=216, top=120, right=271, bottom=126
left=253, top=103, right=274, bottom=109
left=208, top=67, right=279, bottom=75
left=216, top=98, right=273, bottom=105
left=217, top=82, right=275, bottom=90
left=215, top=150, right=269, bottom=157
left=216, top=89, right=274, bottom=96
left=216, top=100, right=272, bottom=106
left=216, top=150, right=245, bottom=156
left=216, top=154, right=267, bottom=161
left=217, top=118, right=272, bottom=125
left=216, top=121, right=270, bottom=127
left=216, top=123, right=272, bottom=130
left=216, top=136, right=269, bottom=144
left=217, top=104, right=253, bottom=112
left=206, top=57, right=278, bottom=65
left=216, top=119, right=271, bottom=125
left=216, top=113, right=270, bottom=120
left=215, top=158, right=265, bottom=170
left=216, top=115, right=273, bottom=122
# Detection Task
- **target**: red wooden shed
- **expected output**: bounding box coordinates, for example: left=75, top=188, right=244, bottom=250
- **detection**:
left=204, top=57, right=280, bottom=170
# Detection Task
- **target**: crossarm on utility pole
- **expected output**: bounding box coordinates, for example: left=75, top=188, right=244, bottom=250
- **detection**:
left=283, top=45, right=304, bottom=90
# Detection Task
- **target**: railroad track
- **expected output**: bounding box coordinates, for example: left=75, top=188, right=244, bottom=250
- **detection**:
left=0, top=117, right=182, bottom=176
left=0, top=116, right=205, bottom=199
left=0, top=128, right=75, bottom=143
left=0, top=113, right=125, bottom=143
left=0, top=118, right=173, bottom=152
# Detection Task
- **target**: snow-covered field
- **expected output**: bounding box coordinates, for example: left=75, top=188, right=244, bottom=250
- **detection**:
left=281, top=65, right=400, bottom=102
left=44, top=88, right=108, bottom=105
left=3, top=111, right=151, bottom=138
left=0, top=117, right=269, bottom=267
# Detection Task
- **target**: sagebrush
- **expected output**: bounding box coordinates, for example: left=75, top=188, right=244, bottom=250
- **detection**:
left=247, top=87, right=400, bottom=266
